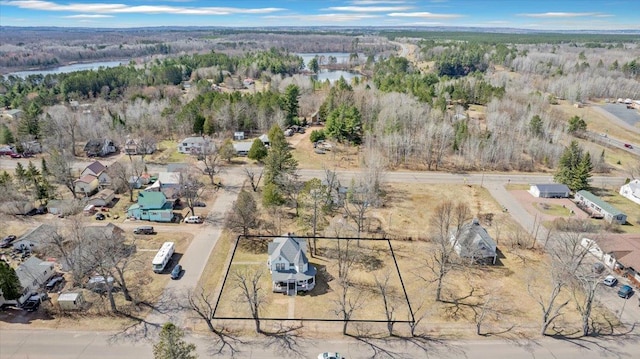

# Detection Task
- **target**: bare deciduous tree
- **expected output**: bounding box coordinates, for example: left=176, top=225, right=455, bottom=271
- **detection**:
left=179, top=170, right=206, bottom=217
left=48, top=149, right=77, bottom=199
left=233, top=268, right=266, bottom=334
left=184, top=286, right=243, bottom=357
left=425, top=200, right=461, bottom=302
left=374, top=271, right=397, bottom=336
left=528, top=271, right=570, bottom=336
left=226, top=190, right=260, bottom=236
left=108, top=159, right=145, bottom=202
left=243, top=167, right=263, bottom=192
left=332, top=238, right=362, bottom=335
left=200, top=144, right=222, bottom=186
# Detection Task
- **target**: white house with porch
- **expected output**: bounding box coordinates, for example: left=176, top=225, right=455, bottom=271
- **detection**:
left=267, top=234, right=316, bottom=295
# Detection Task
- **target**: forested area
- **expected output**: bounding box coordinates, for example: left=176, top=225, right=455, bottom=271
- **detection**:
left=0, top=28, right=394, bottom=73
left=1, top=29, right=639, bottom=174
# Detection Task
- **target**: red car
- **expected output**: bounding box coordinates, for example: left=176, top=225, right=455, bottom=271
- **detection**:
left=624, top=144, right=633, bottom=149
left=9, top=152, right=22, bottom=158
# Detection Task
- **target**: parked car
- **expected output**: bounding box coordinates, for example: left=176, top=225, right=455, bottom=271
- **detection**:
left=95, top=212, right=105, bottom=220
left=194, top=201, right=206, bottom=207
left=184, top=215, right=202, bottom=224
left=170, top=264, right=182, bottom=280
left=133, top=226, right=155, bottom=235
left=0, top=235, right=17, bottom=248
left=45, top=276, right=65, bottom=292
left=618, top=285, right=633, bottom=299
left=22, top=300, right=40, bottom=312
left=86, top=275, right=115, bottom=293
left=624, top=143, right=633, bottom=149
left=603, top=275, right=618, bottom=287
left=9, top=152, right=22, bottom=158
left=0, top=147, right=14, bottom=156
left=318, top=353, right=343, bottom=359
left=592, top=262, right=605, bottom=274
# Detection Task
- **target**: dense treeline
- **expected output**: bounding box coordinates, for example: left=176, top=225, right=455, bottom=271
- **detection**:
left=0, top=49, right=305, bottom=107
left=372, top=56, right=503, bottom=106
left=177, top=90, right=285, bottom=135
left=383, top=30, right=640, bottom=45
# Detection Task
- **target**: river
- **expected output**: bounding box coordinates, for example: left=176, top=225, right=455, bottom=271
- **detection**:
left=5, top=53, right=361, bottom=83
left=5, top=60, right=125, bottom=78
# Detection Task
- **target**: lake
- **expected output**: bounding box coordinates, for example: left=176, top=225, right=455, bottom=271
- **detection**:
left=5, top=60, right=125, bottom=78
left=298, top=52, right=363, bottom=83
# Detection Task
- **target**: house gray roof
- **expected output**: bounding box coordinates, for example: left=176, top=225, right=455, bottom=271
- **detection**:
left=158, top=172, right=181, bottom=185
left=531, top=183, right=570, bottom=193
left=454, top=220, right=497, bottom=260
left=84, top=223, right=124, bottom=241
left=268, top=235, right=308, bottom=267
left=15, top=256, right=53, bottom=287
left=180, top=137, right=211, bottom=145
left=233, top=142, right=253, bottom=152
left=13, top=224, right=56, bottom=248
left=576, top=190, right=625, bottom=217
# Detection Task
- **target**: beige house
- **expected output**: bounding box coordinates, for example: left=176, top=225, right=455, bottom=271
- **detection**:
left=74, top=174, right=99, bottom=196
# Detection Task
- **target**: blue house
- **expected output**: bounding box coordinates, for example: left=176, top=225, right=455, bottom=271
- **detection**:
left=127, top=192, right=174, bottom=222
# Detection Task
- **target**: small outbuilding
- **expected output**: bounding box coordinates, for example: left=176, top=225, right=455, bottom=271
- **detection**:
left=529, top=183, right=571, bottom=198
left=233, top=142, right=253, bottom=156
left=57, top=292, right=86, bottom=311
left=87, top=188, right=115, bottom=207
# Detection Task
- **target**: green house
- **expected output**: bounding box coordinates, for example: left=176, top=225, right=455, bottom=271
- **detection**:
left=127, top=192, right=174, bottom=222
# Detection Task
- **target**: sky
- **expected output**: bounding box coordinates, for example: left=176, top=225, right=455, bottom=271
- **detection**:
left=0, top=0, right=638, bottom=30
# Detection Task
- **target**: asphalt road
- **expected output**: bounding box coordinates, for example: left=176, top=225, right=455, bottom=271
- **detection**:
left=2, top=327, right=640, bottom=359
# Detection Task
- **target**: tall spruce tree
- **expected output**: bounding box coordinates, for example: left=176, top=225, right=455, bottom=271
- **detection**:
left=263, top=125, right=297, bottom=186
left=554, top=140, right=592, bottom=192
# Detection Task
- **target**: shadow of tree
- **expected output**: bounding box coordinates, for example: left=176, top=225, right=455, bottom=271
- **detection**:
left=260, top=322, right=307, bottom=358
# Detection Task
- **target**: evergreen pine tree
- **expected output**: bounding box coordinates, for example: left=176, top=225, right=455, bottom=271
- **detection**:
left=263, top=125, right=297, bottom=186
left=0, top=261, right=22, bottom=300
left=153, top=322, right=197, bottom=359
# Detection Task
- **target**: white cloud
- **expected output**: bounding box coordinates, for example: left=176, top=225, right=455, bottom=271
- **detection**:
left=519, top=12, right=606, bottom=18
left=388, top=12, right=462, bottom=19
left=63, top=14, right=113, bottom=18
left=350, top=0, right=408, bottom=4
left=0, top=1, right=285, bottom=15
left=326, top=6, right=412, bottom=12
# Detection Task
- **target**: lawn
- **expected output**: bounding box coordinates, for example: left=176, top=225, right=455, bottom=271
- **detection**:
left=535, top=202, right=573, bottom=217
left=214, top=236, right=413, bottom=323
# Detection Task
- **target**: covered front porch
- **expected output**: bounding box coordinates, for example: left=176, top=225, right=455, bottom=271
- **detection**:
left=271, top=267, right=317, bottom=295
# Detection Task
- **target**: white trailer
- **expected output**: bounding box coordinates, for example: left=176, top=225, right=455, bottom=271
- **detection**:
left=152, top=242, right=175, bottom=273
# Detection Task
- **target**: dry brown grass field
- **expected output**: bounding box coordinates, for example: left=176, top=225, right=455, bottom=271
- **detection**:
left=204, top=182, right=620, bottom=338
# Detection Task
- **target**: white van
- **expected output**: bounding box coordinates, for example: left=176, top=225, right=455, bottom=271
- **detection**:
left=184, top=216, right=202, bottom=224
